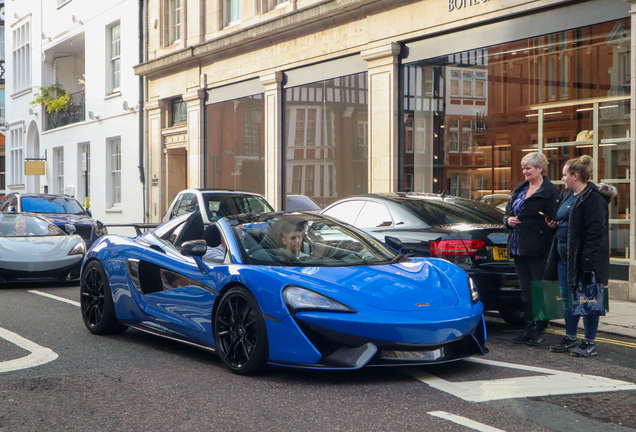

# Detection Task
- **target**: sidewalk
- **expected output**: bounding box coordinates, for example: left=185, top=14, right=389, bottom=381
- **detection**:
left=550, top=299, right=636, bottom=339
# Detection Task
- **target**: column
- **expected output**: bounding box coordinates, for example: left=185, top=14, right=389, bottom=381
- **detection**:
left=361, top=42, right=401, bottom=193
left=146, top=99, right=164, bottom=223
left=260, top=72, right=283, bottom=210
left=183, top=89, right=207, bottom=190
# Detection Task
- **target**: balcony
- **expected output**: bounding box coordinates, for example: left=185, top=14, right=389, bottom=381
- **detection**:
left=45, top=90, right=85, bottom=131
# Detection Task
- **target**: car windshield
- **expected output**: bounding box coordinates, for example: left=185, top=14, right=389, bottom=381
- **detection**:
left=202, top=193, right=274, bottom=221
left=0, top=213, right=66, bottom=237
left=227, top=214, right=404, bottom=267
left=402, top=198, right=504, bottom=225
left=22, top=197, right=86, bottom=215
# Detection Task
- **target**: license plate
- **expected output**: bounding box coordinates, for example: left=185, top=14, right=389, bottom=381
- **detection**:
left=492, top=247, right=510, bottom=261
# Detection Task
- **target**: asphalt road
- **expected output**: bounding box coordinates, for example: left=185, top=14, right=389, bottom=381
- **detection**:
left=2, top=282, right=636, bottom=432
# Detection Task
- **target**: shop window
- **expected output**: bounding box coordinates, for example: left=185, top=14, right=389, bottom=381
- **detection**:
left=283, top=72, right=368, bottom=206
left=400, top=18, right=631, bottom=260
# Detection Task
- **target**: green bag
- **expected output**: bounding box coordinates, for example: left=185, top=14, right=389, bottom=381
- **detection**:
left=532, top=280, right=570, bottom=321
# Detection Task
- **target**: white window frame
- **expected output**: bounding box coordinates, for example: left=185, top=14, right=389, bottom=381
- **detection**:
left=168, top=0, right=182, bottom=44
left=12, top=20, right=31, bottom=94
left=225, top=0, right=241, bottom=27
left=78, top=143, right=91, bottom=202
left=108, top=137, right=122, bottom=207
left=9, top=127, right=24, bottom=186
left=108, top=22, right=121, bottom=93
left=55, top=147, right=64, bottom=195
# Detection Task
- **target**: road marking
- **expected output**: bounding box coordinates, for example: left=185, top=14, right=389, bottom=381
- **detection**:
left=547, top=328, right=636, bottom=349
left=0, top=327, right=58, bottom=373
left=28, top=290, right=80, bottom=307
left=407, top=357, right=636, bottom=402
left=428, top=411, right=506, bottom=432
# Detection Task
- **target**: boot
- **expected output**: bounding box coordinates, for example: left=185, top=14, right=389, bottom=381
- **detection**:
left=513, top=326, right=535, bottom=344
left=527, top=320, right=548, bottom=346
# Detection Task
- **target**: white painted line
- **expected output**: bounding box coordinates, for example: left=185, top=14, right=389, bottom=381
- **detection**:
left=428, top=411, right=506, bottom=432
left=28, top=290, right=80, bottom=307
left=0, top=327, right=58, bottom=373
left=406, top=358, right=636, bottom=403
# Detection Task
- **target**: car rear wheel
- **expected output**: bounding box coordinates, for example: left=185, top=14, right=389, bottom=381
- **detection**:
left=81, top=260, right=127, bottom=335
left=498, top=309, right=525, bottom=326
left=214, top=286, right=268, bottom=375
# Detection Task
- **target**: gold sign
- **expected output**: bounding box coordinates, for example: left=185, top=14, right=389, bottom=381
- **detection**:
left=25, top=160, right=46, bottom=176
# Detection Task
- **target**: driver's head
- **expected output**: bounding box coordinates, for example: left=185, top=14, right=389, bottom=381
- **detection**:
left=14, top=217, right=27, bottom=235
left=279, top=218, right=308, bottom=256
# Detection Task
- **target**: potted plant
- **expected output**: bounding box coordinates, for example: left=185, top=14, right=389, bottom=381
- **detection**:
left=30, top=83, right=70, bottom=113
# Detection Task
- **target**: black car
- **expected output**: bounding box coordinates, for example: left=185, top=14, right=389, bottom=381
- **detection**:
left=321, top=193, right=522, bottom=325
left=0, top=193, right=107, bottom=249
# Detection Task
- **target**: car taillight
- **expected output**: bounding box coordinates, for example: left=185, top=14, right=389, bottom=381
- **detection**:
left=430, top=239, right=485, bottom=256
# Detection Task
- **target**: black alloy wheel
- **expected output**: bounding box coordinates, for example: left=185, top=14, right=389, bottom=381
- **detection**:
left=214, top=286, right=268, bottom=375
left=80, top=261, right=127, bottom=335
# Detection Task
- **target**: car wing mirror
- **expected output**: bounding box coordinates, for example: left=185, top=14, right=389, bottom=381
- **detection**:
left=180, top=239, right=207, bottom=257
left=384, top=235, right=402, bottom=252
left=65, top=224, right=76, bottom=235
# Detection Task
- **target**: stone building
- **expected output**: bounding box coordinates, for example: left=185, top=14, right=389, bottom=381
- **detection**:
left=135, top=0, right=636, bottom=298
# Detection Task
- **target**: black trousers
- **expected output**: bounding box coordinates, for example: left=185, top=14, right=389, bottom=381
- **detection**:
left=513, top=255, right=548, bottom=330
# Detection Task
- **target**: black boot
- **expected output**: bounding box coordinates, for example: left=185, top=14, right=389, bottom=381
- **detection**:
left=513, top=326, right=535, bottom=344
left=527, top=321, right=548, bottom=346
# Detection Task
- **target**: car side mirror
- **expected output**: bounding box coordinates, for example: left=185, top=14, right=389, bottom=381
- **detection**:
left=384, top=235, right=402, bottom=252
left=180, top=239, right=207, bottom=257
left=86, top=209, right=92, bottom=217
left=65, top=224, right=76, bottom=235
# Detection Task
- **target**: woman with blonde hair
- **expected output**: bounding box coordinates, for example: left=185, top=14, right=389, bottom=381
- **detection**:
left=504, top=152, right=560, bottom=345
left=544, top=155, right=615, bottom=357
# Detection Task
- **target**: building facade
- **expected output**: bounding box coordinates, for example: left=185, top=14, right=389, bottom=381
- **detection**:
left=4, top=0, right=144, bottom=223
left=135, top=0, right=636, bottom=298
left=1, top=1, right=6, bottom=199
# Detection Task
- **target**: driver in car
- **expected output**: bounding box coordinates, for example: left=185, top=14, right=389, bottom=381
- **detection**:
left=280, top=219, right=309, bottom=258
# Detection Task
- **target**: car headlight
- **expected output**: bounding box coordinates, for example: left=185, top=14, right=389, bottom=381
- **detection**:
left=95, top=220, right=107, bottom=236
left=283, top=286, right=356, bottom=313
left=468, top=276, right=479, bottom=303
left=69, top=240, right=86, bottom=256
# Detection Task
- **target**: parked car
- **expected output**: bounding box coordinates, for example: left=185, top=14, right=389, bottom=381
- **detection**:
left=80, top=210, right=487, bottom=375
left=163, top=189, right=274, bottom=224
left=285, top=194, right=322, bottom=213
left=0, top=212, right=86, bottom=283
left=321, top=193, right=522, bottom=325
left=0, top=193, right=107, bottom=248
left=480, top=194, right=510, bottom=211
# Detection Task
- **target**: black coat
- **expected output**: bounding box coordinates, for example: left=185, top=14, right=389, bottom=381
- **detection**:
left=504, top=176, right=560, bottom=257
left=543, top=183, right=616, bottom=288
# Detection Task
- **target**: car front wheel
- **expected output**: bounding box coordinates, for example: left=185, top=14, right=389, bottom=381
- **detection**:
left=81, top=260, right=127, bottom=335
left=214, top=286, right=268, bottom=375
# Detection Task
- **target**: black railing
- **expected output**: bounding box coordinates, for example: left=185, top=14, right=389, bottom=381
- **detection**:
left=45, top=90, right=85, bottom=131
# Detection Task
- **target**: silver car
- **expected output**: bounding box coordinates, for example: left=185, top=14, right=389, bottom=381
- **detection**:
left=0, top=212, right=86, bottom=283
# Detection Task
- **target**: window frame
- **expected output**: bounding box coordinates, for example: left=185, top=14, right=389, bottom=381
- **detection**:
left=168, top=0, right=182, bottom=44
left=12, top=19, right=31, bottom=94
left=55, top=147, right=65, bottom=195
left=108, top=137, right=122, bottom=207
left=108, top=21, right=122, bottom=93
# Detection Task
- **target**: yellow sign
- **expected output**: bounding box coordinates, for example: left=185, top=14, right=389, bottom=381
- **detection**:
left=25, top=160, right=46, bottom=176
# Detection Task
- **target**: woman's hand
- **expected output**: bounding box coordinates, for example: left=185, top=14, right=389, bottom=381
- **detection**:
left=546, top=218, right=558, bottom=228
left=508, top=216, right=521, bottom=227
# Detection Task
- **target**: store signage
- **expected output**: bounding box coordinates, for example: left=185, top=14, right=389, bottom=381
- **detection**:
left=448, top=0, right=490, bottom=12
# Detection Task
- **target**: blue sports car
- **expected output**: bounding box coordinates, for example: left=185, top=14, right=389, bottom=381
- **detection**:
left=80, top=211, right=487, bottom=375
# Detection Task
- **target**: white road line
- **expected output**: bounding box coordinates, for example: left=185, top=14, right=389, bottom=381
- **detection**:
left=407, top=358, right=636, bottom=402
left=0, top=327, right=58, bottom=373
left=28, top=290, right=80, bottom=307
left=428, top=411, right=506, bottom=432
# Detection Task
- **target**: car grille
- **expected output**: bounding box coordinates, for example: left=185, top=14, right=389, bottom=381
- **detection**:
left=74, top=225, right=93, bottom=241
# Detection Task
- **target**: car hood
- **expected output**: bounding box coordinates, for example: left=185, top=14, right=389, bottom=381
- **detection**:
left=39, top=214, right=94, bottom=226
left=0, top=235, right=80, bottom=257
left=272, top=259, right=460, bottom=311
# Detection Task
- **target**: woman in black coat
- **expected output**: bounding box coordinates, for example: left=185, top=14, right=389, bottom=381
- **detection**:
left=544, top=155, right=615, bottom=357
left=504, top=152, right=560, bottom=345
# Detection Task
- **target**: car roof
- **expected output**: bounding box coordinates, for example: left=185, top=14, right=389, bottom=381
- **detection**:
left=11, top=193, right=78, bottom=200
left=190, top=189, right=264, bottom=195
left=341, top=192, right=480, bottom=204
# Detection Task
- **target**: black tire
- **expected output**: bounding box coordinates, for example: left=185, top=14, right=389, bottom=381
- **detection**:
left=214, top=286, right=268, bottom=375
left=81, top=260, right=127, bottom=335
left=498, top=309, right=525, bottom=326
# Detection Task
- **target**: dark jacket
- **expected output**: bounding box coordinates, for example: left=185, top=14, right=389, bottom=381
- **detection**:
left=504, top=176, right=560, bottom=257
left=543, top=183, right=616, bottom=288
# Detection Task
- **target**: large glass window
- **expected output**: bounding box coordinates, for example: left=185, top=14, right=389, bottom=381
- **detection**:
left=12, top=20, right=31, bottom=93
left=284, top=72, right=368, bottom=207
left=205, top=95, right=265, bottom=194
left=401, top=19, right=631, bottom=261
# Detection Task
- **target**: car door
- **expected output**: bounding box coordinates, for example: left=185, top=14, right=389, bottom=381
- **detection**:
left=133, top=212, right=220, bottom=345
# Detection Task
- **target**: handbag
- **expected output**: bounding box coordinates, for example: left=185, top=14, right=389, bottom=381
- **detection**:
left=571, top=272, right=606, bottom=317
left=531, top=280, right=569, bottom=321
